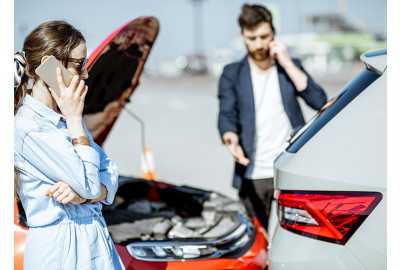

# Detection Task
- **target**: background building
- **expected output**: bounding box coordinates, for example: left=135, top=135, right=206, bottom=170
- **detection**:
left=15, top=0, right=387, bottom=77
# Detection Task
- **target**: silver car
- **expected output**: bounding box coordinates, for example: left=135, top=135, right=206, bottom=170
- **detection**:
left=268, top=48, right=387, bottom=269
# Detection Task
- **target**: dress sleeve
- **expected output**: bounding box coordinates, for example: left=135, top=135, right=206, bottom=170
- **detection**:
left=92, top=141, right=119, bottom=205
left=22, top=131, right=102, bottom=199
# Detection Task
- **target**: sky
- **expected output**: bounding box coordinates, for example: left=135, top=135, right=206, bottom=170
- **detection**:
left=14, top=0, right=387, bottom=64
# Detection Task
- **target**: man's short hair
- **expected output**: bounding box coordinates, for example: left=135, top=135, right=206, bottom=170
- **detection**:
left=238, top=4, right=275, bottom=33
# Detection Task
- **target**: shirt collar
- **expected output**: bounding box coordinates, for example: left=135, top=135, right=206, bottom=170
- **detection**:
left=23, top=94, right=66, bottom=126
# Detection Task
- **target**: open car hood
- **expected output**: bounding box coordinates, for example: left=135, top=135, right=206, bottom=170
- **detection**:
left=83, top=17, right=159, bottom=146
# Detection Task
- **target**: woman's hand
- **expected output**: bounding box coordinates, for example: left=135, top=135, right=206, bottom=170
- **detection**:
left=48, top=68, right=88, bottom=121
left=49, top=68, right=88, bottom=138
left=45, top=181, right=86, bottom=205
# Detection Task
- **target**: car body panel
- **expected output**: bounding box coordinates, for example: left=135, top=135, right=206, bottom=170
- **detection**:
left=84, top=16, right=160, bottom=146
left=14, top=225, right=28, bottom=270
left=271, top=50, right=386, bottom=269
left=345, top=194, right=387, bottom=269
left=14, top=201, right=28, bottom=270
left=275, top=71, right=386, bottom=192
left=268, top=226, right=366, bottom=270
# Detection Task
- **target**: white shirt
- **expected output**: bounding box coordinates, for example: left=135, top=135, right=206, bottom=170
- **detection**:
left=245, top=66, right=293, bottom=179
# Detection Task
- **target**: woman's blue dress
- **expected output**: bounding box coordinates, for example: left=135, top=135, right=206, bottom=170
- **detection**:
left=14, top=94, right=125, bottom=270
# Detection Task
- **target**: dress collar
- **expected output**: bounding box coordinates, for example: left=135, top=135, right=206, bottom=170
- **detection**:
left=23, top=94, right=65, bottom=126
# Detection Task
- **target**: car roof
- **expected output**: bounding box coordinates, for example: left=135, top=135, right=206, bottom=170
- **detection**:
left=360, top=48, right=387, bottom=75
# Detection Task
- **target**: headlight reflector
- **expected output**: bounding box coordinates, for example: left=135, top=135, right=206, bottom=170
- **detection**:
left=126, top=244, right=217, bottom=260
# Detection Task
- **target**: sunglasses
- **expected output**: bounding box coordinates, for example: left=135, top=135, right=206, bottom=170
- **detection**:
left=56, top=57, right=89, bottom=75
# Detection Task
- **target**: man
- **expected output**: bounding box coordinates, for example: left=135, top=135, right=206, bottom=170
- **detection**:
left=218, top=4, right=327, bottom=232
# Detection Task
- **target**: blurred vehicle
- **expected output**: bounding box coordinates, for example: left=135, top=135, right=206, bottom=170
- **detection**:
left=279, top=33, right=387, bottom=76
left=14, top=16, right=269, bottom=270
left=268, top=48, right=386, bottom=269
left=182, top=54, right=208, bottom=75
left=206, top=47, right=237, bottom=78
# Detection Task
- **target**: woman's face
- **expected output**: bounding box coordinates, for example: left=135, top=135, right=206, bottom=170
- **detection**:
left=66, top=42, right=89, bottom=81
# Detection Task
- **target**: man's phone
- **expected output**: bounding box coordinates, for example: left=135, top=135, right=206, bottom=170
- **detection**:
left=35, top=56, right=74, bottom=96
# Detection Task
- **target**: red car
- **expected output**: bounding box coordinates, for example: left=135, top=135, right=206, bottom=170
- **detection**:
left=14, top=17, right=269, bottom=270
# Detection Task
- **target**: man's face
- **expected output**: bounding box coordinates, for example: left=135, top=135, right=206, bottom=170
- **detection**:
left=241, top=22, right=274, bottom=61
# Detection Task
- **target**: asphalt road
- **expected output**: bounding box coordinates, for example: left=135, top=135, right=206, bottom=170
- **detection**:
left=102, top=71, right=360, bottom=239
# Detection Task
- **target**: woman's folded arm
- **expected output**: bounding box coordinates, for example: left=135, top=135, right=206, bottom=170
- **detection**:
left=22, top=130, right=102, bottom=199
left=92, top=141, right=118, bottom=205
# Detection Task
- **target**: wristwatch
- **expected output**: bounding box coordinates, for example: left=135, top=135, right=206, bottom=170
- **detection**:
left=82, top=198, right=93, bottom=204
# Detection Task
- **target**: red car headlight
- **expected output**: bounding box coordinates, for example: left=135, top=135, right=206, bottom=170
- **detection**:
left=276, top=190, right=382, bottom=245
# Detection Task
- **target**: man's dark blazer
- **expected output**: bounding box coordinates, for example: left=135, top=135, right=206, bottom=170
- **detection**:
left=218, top=55, right=327, bottom=191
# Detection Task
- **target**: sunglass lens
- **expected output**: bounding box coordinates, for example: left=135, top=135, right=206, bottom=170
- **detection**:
left=80, top=59, right=89, bottom=74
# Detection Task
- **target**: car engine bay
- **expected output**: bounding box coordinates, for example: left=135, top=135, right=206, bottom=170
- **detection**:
left=103, top=177, right=250, bottom=244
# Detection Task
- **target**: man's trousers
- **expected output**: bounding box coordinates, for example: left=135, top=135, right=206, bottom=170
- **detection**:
left=239, top=178, right=275, bottom=233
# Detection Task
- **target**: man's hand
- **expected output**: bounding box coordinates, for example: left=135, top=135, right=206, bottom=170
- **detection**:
left=268, top=36, right=294, bottom=69
left=46, top=181, right=85, bottom=205
left=269, top=37, right=308, bottom=91
left=222, top=131, right=250, bottom=166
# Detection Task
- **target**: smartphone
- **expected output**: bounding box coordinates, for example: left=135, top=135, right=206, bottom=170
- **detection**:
left=35, top=55, right=74, bottom=96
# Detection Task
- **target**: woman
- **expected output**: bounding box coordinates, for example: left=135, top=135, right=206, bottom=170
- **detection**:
left=14, top=21, right=125, bottom=270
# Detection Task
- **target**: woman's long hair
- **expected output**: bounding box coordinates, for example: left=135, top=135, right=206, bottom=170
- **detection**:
left=14, top=21, right=86, bottom=200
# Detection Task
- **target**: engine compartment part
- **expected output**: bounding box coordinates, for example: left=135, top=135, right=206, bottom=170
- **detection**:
left=103, top=177, right=254, bottom=261
left=125, top=213, right=254, bottom=261
left=108, top=218, right=174, bottom=242
left=167, top=222, right=200, bottom=238
left=103, top=177, right=209, bottom=225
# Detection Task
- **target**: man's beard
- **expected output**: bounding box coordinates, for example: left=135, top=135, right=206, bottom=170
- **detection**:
left=248, top=47, right=270, bottom=61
